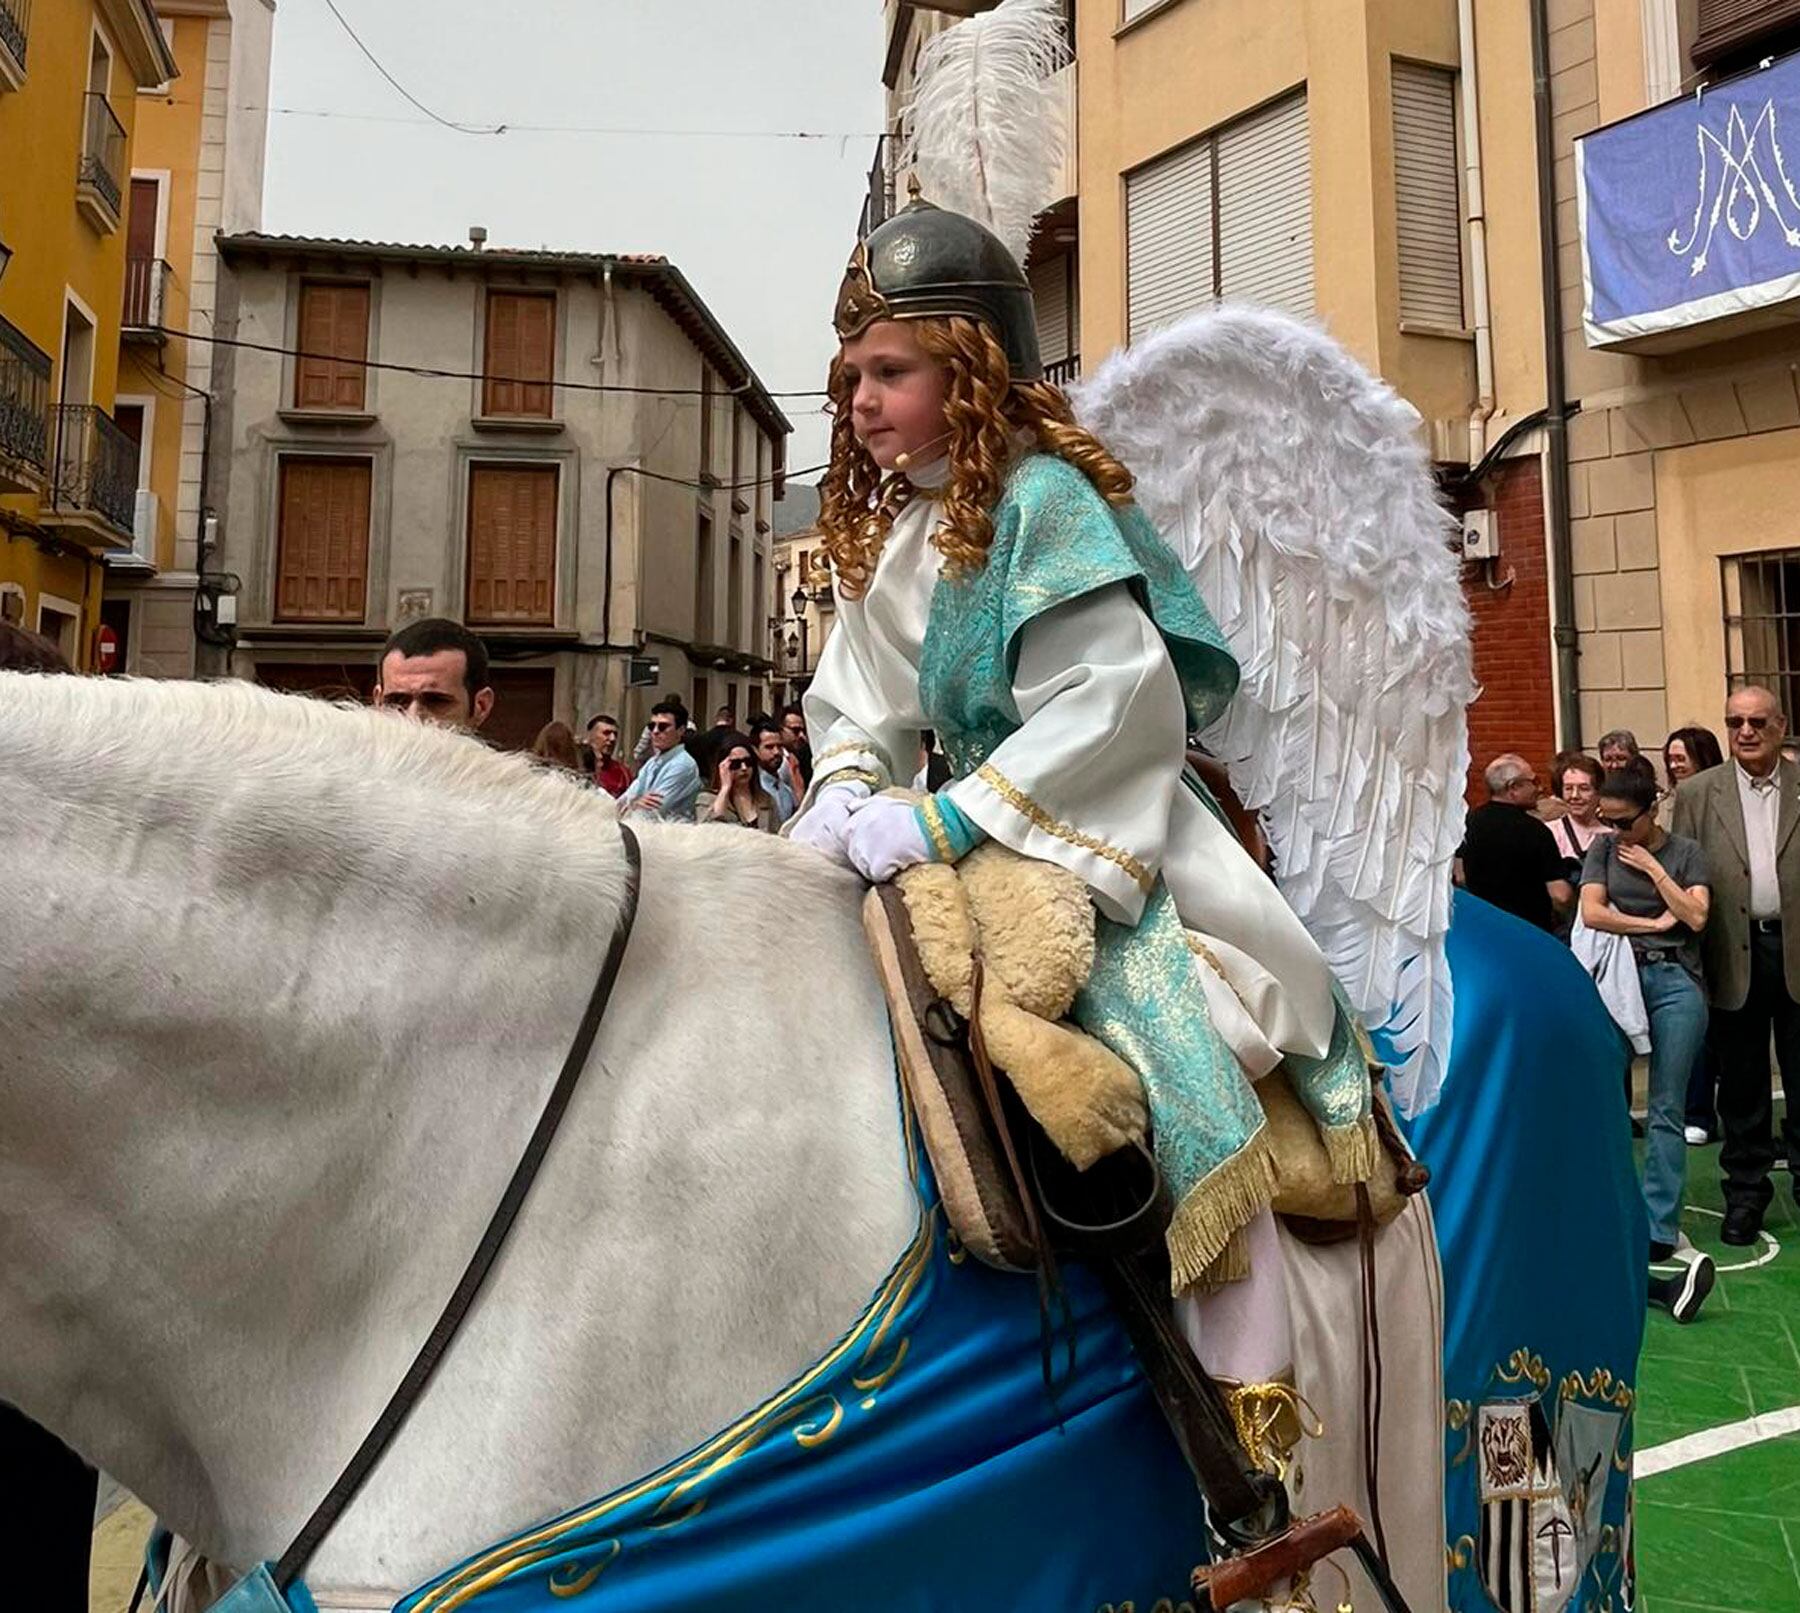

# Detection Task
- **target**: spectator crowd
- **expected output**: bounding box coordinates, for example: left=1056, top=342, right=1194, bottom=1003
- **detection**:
left=1457, top=698, right=1799, bottom=1326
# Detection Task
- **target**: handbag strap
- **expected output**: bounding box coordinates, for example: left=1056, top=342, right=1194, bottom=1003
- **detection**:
left=273, top=825, right=643, bottom=1589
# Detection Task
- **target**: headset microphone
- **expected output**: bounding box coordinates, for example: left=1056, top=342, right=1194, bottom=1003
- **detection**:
left=892, top=430, right=953, bottom=473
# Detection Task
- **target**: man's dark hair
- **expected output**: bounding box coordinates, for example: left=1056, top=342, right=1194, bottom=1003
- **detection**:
left=586, top=712, right=619, bottom=731
left=779, top=701, right=805, bottom=723
left=748, top=716, right=782, bottom=746
left=1600, top=767, right=1657, bottom=815
left=651, top=696, right=689, bottom=730
left=379, top=617, right=490, bottom=698
left=0, top=622, right=74, bottom=673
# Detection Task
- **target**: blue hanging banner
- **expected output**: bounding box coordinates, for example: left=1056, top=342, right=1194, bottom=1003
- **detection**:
left=1578, top=51, right=1800, bottom=345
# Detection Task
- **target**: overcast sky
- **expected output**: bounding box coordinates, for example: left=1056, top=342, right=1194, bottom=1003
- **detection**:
left=261, top=0, right=888, bottom=472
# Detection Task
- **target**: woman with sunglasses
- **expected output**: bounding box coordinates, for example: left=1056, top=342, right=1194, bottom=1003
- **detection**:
left=1579, top=767, right=1717, bottom=1319
left=696, top=732, right=780, bottom=832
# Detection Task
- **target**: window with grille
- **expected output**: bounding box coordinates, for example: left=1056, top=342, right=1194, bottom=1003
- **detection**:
left=294, top=283, right=370, bottom=412
left=466, top=462, right=557, bottom=624
left=1392, top=61, right=1463, bottom=329
left=275, top=457, right=370, bottom=621
left=1722, top=549, right=1800, bottom=719
left=1125, top=90, right=1312, bottom=342
left=481, top=292, right=555, bottom=418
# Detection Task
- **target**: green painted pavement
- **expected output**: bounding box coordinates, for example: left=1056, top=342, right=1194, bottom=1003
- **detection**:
left=1636, top=1110, right=1800, bottom=1610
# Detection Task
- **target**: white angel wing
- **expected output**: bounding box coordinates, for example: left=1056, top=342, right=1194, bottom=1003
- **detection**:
left=898, top=0, right=1069, bottom=262
left=1071, top=306, right=1473, bottom=1116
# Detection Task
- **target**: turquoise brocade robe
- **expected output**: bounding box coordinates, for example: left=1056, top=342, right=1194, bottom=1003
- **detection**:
left=917, top=454, right=1374, bottom=1290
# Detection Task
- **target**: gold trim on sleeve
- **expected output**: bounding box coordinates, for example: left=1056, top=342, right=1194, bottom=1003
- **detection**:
left=919, top=796, right=956, bottom=863
left=973, top=763, right=1153, bottom=892
left=817, top=766, right=884, bottom=795
left=814, top=740, right=891, bottom=774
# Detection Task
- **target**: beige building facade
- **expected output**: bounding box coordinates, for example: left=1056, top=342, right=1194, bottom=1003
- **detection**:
left=208, top=235, right=789, bottom=748
left=878, top=0, right=1800, bottom=775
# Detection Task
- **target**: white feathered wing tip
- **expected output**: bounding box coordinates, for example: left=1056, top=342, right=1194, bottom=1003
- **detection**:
left=1071, top=306, right=1474, bottom=1117
left=898, top=0, right=1069, bottom=263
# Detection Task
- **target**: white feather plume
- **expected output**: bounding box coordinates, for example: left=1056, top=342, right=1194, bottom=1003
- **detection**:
left=1072, top=307, right=1474, bottom=1117
left=898, top=0, right=1069, bottom=262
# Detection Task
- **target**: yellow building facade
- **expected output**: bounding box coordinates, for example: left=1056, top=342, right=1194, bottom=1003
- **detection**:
left=0, top=0, right=175, bottom=666
left=106, top=0, right=272, bottom=676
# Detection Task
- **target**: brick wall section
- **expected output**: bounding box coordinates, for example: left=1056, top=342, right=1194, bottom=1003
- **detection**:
left=1465, top=458, right=1557, bottom=801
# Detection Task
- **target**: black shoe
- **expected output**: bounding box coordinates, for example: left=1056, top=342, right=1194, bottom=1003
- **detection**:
left=1669, top=1253, right=1717, bottom=1323
left=1721, top=1203, right=1764, bottom=1246
left=1648, top=1239, right=1676, bottom=1262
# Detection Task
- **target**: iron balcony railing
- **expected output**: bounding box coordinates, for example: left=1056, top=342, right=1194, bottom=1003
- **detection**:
left=1043, top=354, right=1081, bottom=386
left=123, top=257, right=171, bottom=329
left=78, top=92, right=127, bottom=217
left=0, top=0, right=29, bottom=73
left=50, top=404, right=137, bottom=535
left=0, top=314, right=51, bottom=474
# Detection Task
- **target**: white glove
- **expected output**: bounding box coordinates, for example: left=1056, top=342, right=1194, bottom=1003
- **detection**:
left=787, top=780, right=871, bottom=867
left=843, top=794, right=932, bottom=884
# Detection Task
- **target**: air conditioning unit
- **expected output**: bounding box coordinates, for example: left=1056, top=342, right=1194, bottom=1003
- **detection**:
left=1460, top=510, right=1499, bottom=561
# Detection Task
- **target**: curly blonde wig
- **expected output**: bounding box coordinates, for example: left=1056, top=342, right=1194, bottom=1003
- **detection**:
left=815, top=316, right=1134, bottom=599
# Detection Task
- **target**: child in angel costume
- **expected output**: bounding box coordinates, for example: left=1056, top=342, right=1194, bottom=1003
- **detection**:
left=785, top=191, right=1455, bottom=1611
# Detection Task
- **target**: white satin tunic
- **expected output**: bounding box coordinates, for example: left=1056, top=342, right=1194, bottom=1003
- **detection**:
left=802, top=461, right=1339, bottom=1070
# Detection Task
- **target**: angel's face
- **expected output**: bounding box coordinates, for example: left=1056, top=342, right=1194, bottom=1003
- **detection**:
left=838, top=321, right=950, bottom=473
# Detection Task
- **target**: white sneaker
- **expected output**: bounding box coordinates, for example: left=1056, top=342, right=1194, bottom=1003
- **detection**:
left=1670, top=1252, right=1716, bottom=1324
left=1684, top=1125, right=1709, bottom=1145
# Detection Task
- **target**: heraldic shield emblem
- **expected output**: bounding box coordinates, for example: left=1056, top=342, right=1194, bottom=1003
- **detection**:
left=1476, top=1399, right=1578, bottom=1613
left=1473, top=1386, right=1628, bottom=1613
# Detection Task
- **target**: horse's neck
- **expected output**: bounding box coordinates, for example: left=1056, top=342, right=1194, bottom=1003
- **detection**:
left=0, top=687, right=915, bottom=1602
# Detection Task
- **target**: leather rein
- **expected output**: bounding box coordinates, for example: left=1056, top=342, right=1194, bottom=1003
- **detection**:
left=269, top=823, right=644, bottom=1593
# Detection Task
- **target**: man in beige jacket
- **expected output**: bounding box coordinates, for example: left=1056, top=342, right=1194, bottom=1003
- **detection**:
left=1671, top=684, right=1800, bottom=1245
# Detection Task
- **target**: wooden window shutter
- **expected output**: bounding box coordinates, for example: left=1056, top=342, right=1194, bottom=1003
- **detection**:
left=275, top=458, right=371, bottom=621
left=1393, top=62, right=1464, bottom=329
left=1693, top=0, right=1800, bottom=65
left=1126, top=137, right=1216, bottom=343
left=294, top=283, right=369, bottom=411
left=467, top=463, right=558, bottom=624
left=483, top=293, right=556, bottom=417
left=1029, top=256, right=1071, bottom=366
left=1216, top=91, right=1313, bottom=319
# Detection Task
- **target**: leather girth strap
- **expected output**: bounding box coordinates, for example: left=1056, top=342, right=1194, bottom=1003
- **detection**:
left=271, top=824, right=644, bottom=1591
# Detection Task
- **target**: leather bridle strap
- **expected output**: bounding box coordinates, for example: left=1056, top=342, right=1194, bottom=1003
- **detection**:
left=272, top=824, right=644, bottom=1592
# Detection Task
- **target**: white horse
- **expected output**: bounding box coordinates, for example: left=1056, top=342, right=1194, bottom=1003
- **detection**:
left=0, top=673, right=917, bottom=1609
left=0, top=673, right=1445, bottom=1613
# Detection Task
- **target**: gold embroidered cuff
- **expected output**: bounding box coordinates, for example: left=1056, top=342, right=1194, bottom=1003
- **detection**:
left=817, top=766, right=884, bottom=795
left=918, top=796, right=957, bottom=863
left=973, top=763, right=1153, bottom=892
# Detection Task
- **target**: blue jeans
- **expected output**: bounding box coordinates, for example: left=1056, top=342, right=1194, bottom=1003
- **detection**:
left=1639, top=959, right=1709, bottom=1246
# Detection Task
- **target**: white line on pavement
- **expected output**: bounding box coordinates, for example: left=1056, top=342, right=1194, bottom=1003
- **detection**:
left=1636, top=1404, right=1800, bottom=1478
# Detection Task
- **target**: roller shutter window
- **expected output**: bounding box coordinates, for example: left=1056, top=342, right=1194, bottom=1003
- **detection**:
left=467, top=462, right=558, bottom=624
left=1126, top=137, right=1215, bottom=343
left=275, top=457, right=371, bottom=622
left=1216, top=92, right=1313, bottom=319
left=1692, top=0, right=1800, bottom=66
left=294, top=283, right=370, bottom=412
left=1030, top=257, right=1072, bottom=367
left=1393, top=61, right=1464, bottom=329
left=482, top=292, right=556, bottom=419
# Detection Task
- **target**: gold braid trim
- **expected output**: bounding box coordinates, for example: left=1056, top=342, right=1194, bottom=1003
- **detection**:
left=814, top=739, right=891, bottom=773
left=1321, top=1114, right=1380, bottom=1185
left=816, top=767, right=884, bottom=795
left=918, top=796, right=956, bottom=863
left=973, top=764, right=1153, bottom=892
left=1165, top=1125, right=1277, bottom=1297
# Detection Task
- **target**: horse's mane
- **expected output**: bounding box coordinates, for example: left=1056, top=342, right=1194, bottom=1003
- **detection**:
left=0, top=673, right=841, bottom=919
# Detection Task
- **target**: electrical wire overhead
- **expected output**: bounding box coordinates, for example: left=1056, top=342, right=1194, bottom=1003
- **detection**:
left=319, top=0, right=507, bottom=135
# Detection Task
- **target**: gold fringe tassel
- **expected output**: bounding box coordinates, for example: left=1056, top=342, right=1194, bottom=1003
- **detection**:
left=1322, top=1114, right=1379, bottom=1185
left=1165, top=1124, right=1277, bottom=1297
